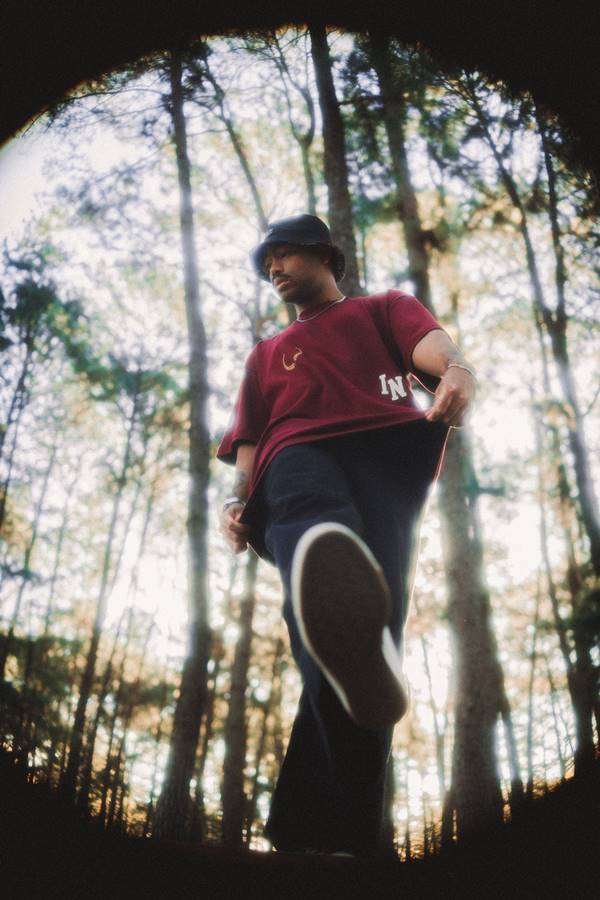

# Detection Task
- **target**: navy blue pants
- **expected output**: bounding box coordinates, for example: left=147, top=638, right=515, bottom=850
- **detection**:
left=259, top=421, right=446, bottom=855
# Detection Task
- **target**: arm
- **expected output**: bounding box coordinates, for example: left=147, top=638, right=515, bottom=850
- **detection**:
left=220, top=442, right=257, bottom=554
left=411, top=329, right=476, bottom=428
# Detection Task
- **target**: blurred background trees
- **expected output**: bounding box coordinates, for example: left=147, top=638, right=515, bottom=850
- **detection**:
left=1, top=26, right=598, bottom=855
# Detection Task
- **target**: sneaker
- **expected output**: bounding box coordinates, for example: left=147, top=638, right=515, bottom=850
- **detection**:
left=291, top=522, right=408, bottom=730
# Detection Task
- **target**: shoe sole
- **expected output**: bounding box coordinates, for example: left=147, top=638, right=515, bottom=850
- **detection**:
left=291, top=522, right=408, bottom=730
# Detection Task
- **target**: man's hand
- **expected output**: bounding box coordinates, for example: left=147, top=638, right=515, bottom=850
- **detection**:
left=424, top=365, right=476, bottom=428
left=221, top=502, right=251, bottom=554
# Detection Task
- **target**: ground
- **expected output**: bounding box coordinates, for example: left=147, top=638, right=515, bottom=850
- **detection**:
left=1, top=751, right=598, bottom=899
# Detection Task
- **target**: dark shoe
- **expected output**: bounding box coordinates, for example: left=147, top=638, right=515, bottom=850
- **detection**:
left=291, top=522, right=408, bottom=731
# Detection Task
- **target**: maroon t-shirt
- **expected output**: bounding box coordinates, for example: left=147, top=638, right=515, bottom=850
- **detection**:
left=217, top=291, right=446, bottom=515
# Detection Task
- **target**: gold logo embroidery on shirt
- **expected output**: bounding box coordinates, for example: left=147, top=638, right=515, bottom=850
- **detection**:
left=282, top=347, right=303, bottom=371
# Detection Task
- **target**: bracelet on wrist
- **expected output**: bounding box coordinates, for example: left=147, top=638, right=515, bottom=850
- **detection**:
left=223, top=496, right=247, bottom=511
left=446, top=362, right=477, bottom=382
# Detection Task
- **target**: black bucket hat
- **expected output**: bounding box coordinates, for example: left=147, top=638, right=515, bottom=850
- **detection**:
left=250, top=214, right=346, bottom=283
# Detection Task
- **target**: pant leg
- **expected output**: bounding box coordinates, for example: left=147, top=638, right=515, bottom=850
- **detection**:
left=330, top=423, right=438, bottom=645
left=261, top=442, right=399, bottom=854
left=262, top=441, right=364, bottom=692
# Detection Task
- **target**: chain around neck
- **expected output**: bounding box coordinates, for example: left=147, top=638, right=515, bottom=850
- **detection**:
left=295, top=296, right=346, bottom=323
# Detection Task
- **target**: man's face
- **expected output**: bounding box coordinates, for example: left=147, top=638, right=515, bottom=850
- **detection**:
left=262, top=243, right=330, bottom=305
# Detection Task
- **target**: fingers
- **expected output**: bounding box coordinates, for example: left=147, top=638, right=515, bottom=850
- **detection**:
left=220, top=505, right=250, bottom=553
left=425, top=371, right=474, bottom=428
left=425, top=393, right=468, bottom=427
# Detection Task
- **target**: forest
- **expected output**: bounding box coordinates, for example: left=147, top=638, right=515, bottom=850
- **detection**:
left=1, top=25, right=599, bottom=859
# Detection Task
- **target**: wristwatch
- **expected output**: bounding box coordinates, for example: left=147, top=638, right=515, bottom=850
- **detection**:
left=223, top=496, right=247, bottom=511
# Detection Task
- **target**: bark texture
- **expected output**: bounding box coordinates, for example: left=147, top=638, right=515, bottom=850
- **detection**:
left=221, top=552, right=258, bottom=847
left=154, top=51, right=212, bottom=841
left=309, top=24, right=362, bottom=297
left=370, top=31, right=513, bottom=836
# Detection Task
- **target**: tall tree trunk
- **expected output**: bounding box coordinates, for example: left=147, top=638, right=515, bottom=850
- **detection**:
left=189, top=633, right=225, bottom=843
left=437, top=438, right=505, bottom=835
left=36, top=458, right=81, bottom=654
left=530, top=356, right=597, bottom=771
left=144, top=671, right=170, bottom=837
left=77, top=659, right=113, bottom=816
left=106, top=740, right=124, bottom=829
left=545, top=654, right=568, bottom=780
left=221, top=552, right=258, bottom=847
left=245, top=634, right=285, bottom=842
left=0, top=344, right=32, bottom=465
left=0, top=349, right=33, bottom=536
left=77, top=612, right=126, bottom=815
left=154, top=50, right=212, bottom=842
left=414, top=601, right=448, bottom=797
left=368, top=31, right=433, bottom=308
left=469, top=80, right=600, bottom=576
left=196, top=49, right=269, bottom=233
left=370, top=33, right=509, bottom=837
left=499, top=695, right=525, bottom=810
left=270, top=32, right=318, bottom=216
left=0, top=441, right=57, bottom=680
left=309, top=24, right=362, bottom=297
left=61, top=398, right=138, bottom=801
left=106, top=616, right=152, bottom=829
left=525, top=577, right=542, bottom=798
left=538, top=116, right=600, bottom=575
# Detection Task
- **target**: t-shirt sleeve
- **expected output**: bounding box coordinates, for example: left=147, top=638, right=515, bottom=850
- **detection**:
left=386, top=291, right=444, bottom=374
left=216, top=347, right=269, bottom=465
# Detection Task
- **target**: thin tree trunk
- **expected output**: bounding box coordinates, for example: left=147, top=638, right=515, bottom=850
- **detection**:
left=41, top=459, right=81, bottom=641
left=62, top=397, right=138, bottom=801
left=144, top=670, right=170, bottom=837
left=368, top=30, right=432, bottom=308
left=531, top=375, right=596, bottom=771
left=0, top=440, right=57, bottom=680
left=107, top=740, right=124, bottom=829
left=538, top=115, right=600, bottom=574
left=0, top=372, right=29, bottom=535
left=194, top=47, right=268, bottom=231
left=370, top=36, right=507, bottom=838
left=271, top=33, right=318, bottom=215
left=107, top=616, right=153, bottom=829
left=189, top=634, right=225, bottom=843
left=499, top=695, right=525, bottom=810
left=545, top=654, right=568, bottom=781
left=154, top=50, right=212, bottom=842
left=471, top=80, right=600, bottom=576
left=98, top=614, right=134, bottom=824
left=107, top=476, right=144, bottom=599
left=77, top=612, right=126, bottom=815
left=246, top=634, right=285, bottom=842
left=526, top=577, right=542, bottom=798
left=221, top=551, right=258, bottom=847
left=309, top=24, right=362, bottom=297
left=0, top=345, right=32, bottom=464
left=437, top=436, right=505, bottom=835
left=416, top=614, right=447, bottom=797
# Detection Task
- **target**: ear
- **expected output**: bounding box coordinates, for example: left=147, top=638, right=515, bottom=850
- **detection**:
left=316, top=245, right=332, bottom=268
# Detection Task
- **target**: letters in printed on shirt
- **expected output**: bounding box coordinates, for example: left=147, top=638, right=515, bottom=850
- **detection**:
left=281, top=348, right=407, bottom=402
left=378, top=373, right=407, bottom=401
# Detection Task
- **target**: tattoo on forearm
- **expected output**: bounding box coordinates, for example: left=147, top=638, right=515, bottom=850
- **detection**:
left=233, top=470, right=248, bottom=494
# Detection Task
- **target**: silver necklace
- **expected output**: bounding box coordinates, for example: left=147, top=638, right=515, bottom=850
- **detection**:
left=295, top=296, right=346, bottom=323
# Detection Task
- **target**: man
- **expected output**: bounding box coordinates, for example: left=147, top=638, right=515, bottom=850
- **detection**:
left=217, top=214, right=476, bottom=857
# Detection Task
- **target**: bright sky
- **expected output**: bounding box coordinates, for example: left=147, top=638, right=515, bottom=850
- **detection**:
left=0, top=133, right=48, bottom=236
